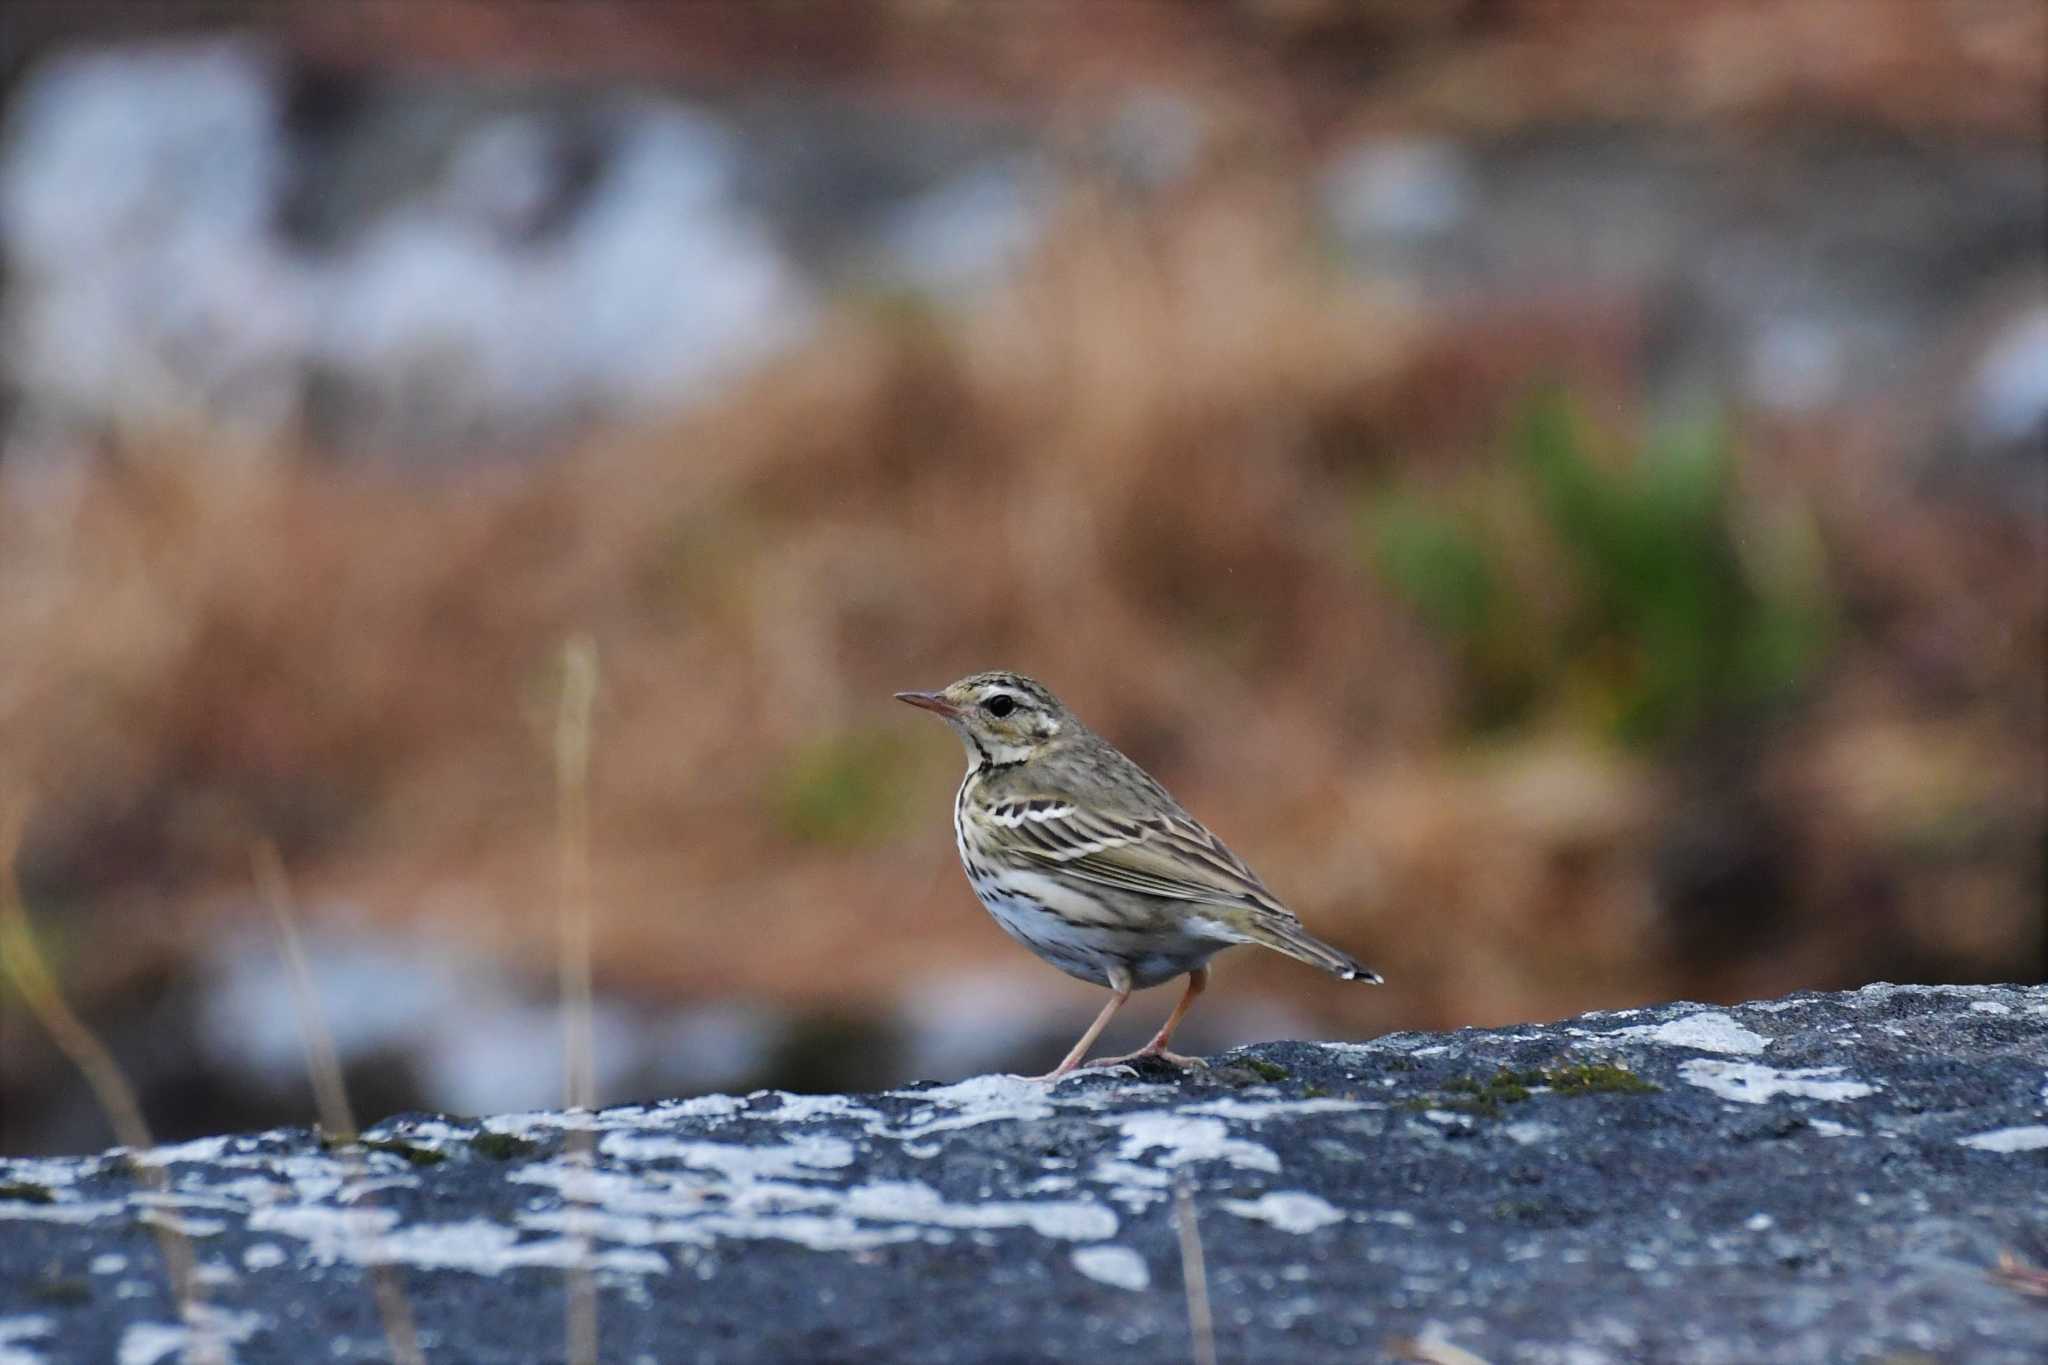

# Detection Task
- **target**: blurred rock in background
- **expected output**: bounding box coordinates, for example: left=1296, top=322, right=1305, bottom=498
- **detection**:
left=0, top=0, right=2041, bottom=1153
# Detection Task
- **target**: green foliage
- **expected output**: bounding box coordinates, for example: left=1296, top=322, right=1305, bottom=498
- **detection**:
left=1365, top=391, right=1834, bottom=747
left=776, top=730, right=918, bottom=847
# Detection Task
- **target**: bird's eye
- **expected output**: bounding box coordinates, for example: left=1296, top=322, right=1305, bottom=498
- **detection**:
left=983, top=694, right=1017, bottom=718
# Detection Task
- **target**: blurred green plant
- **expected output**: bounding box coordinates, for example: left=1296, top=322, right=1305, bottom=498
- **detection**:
left=1365, top=391, right=1834, bottom=746
left=775, top=730, right=919, bottom=847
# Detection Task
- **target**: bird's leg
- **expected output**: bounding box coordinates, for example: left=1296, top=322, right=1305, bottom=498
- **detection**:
left=1084, top=966, right=1209, bottom=1070
left=1030, top=967, right=1133, bottom=1081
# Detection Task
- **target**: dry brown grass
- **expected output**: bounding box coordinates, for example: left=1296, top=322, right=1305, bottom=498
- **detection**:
left=0, top=167, right=2039, bottom=1111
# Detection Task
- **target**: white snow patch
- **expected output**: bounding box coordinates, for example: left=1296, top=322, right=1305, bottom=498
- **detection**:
left=1678, top=1060, right=1877, bottom=1105
left=1956, top=1125, right=2048, bottom=1153
left=1806, top=1119, right=1859, bottom=1138
left=1502, top=1121, right=1560, bottom=1147
left=1220, top=1191, right=1346, bottom=1235
left=1968, top=1001, right=2012, bottom=1015
left=1609, top=1012, right=1767, bottom=1055
left=1070, top=1245, right=1151, bottom=1291
left=89, top=1254, right=128, bottom=1275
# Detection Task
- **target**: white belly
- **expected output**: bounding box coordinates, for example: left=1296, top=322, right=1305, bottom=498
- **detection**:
left=965, top=866, right=1225, bottom=989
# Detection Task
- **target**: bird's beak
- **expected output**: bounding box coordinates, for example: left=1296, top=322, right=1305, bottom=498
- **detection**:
left=894, top=690, right=961, bottom=718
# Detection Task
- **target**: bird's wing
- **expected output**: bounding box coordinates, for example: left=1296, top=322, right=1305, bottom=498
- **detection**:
left=982, top=797, right=1294, bottom=916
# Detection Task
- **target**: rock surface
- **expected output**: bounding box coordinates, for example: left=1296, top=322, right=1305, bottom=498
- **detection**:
left=2, top=983, right=2045, bottom=1364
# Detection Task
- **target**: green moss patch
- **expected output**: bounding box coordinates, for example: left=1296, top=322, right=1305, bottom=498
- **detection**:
left=470, top=1131, right=540, bottom=1161
left=1411, top=1061, right=1659, bottom=1118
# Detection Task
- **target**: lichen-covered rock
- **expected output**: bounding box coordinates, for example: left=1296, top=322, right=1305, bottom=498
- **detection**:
left=3, top=984, right=2045, bottom=1363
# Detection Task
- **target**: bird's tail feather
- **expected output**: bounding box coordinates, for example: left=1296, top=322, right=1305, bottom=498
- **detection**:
left=1233, top=910, right=1383, bottom=984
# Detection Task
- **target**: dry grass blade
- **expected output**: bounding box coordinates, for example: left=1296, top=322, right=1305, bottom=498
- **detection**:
left=554, top=635, right=602, bottom=1365
left=1386, top=1335, right=1495, bottom=1365
left=252, top=842, right=425, bottom=1365
left=1992, top=1249, right=2048, bottom=1298
left=0, top=795, right=222, bottom=1364
left=1173, top=1177, right=1216, bottom=1365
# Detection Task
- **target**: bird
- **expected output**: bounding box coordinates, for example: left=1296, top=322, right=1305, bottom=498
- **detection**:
left=896, top=671, right=1381, bottom=1079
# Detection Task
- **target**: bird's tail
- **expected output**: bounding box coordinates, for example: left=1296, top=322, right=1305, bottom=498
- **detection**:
left=1231, top=909, right=1384, bottom=984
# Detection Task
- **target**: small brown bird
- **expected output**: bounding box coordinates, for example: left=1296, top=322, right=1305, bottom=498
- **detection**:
left=897, top=671, right=1380, bottom=1079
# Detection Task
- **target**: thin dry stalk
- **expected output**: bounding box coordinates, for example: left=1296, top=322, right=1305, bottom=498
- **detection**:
left=252, top=842, right=425, bottom=1365
left=554, top=635, right=602, bottom=1365
left=0, top=796, right=222, bottom=1365
left=1173, top=1177, right=1217, bottom=1365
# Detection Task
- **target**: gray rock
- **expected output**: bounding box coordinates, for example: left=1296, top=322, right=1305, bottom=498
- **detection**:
left=3, top=984, right=2044, bottom=1363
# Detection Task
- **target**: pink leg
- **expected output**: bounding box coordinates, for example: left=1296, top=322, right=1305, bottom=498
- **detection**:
left=1084, top=966, right=1209, bottom=1070
left=1030, top=966, right=1133, bottom=1080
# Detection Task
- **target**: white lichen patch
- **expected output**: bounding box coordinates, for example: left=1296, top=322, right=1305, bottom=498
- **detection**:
left=1678, top=1060, right=1877, bottom=1105
left=135, top=1210, right=226, bottom=1239
left=248, top=1203, right=666, bottom=1275
left=241, top=1243, right=288, bottom=1271
left=870, top=1074, right=1063, bottom=1141
left=1070, top=1245, right=1151, bottom=1291
left=1956, top=1125, right=2048, bottom=1153
left=751, top=1093, right=885, bottom=1125
left=0, top=1316, right=53, bottom=1365
left=127, top=1136, right=235, bottom=1167
left=1219, top=1191, right=1347, bottom=1235
left=0, top=1200, right=127, bottom=1226
left=596, top=1134, right=855, bottom=1179
left=0, top=1158, right=89, bottom=1190
left=1608, top=1012, right=1768, bottom=1056
left=1112, top=1114, right=1280, bottom=1173
left=116, top=1306, right=263, bottom=1365
left=515, top=1162, right=1119, bottom=1255
left=841, top=1180, right=1116, bottom=1241
left=1178, top=1098, right=1375, bottom=1122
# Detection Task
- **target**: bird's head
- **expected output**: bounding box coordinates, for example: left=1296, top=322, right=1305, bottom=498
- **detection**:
left=895, top=671, right=1075, bottom=767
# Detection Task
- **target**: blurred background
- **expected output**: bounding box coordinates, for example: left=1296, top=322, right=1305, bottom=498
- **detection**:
left=1, top=1, right=2041, bottom=1155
